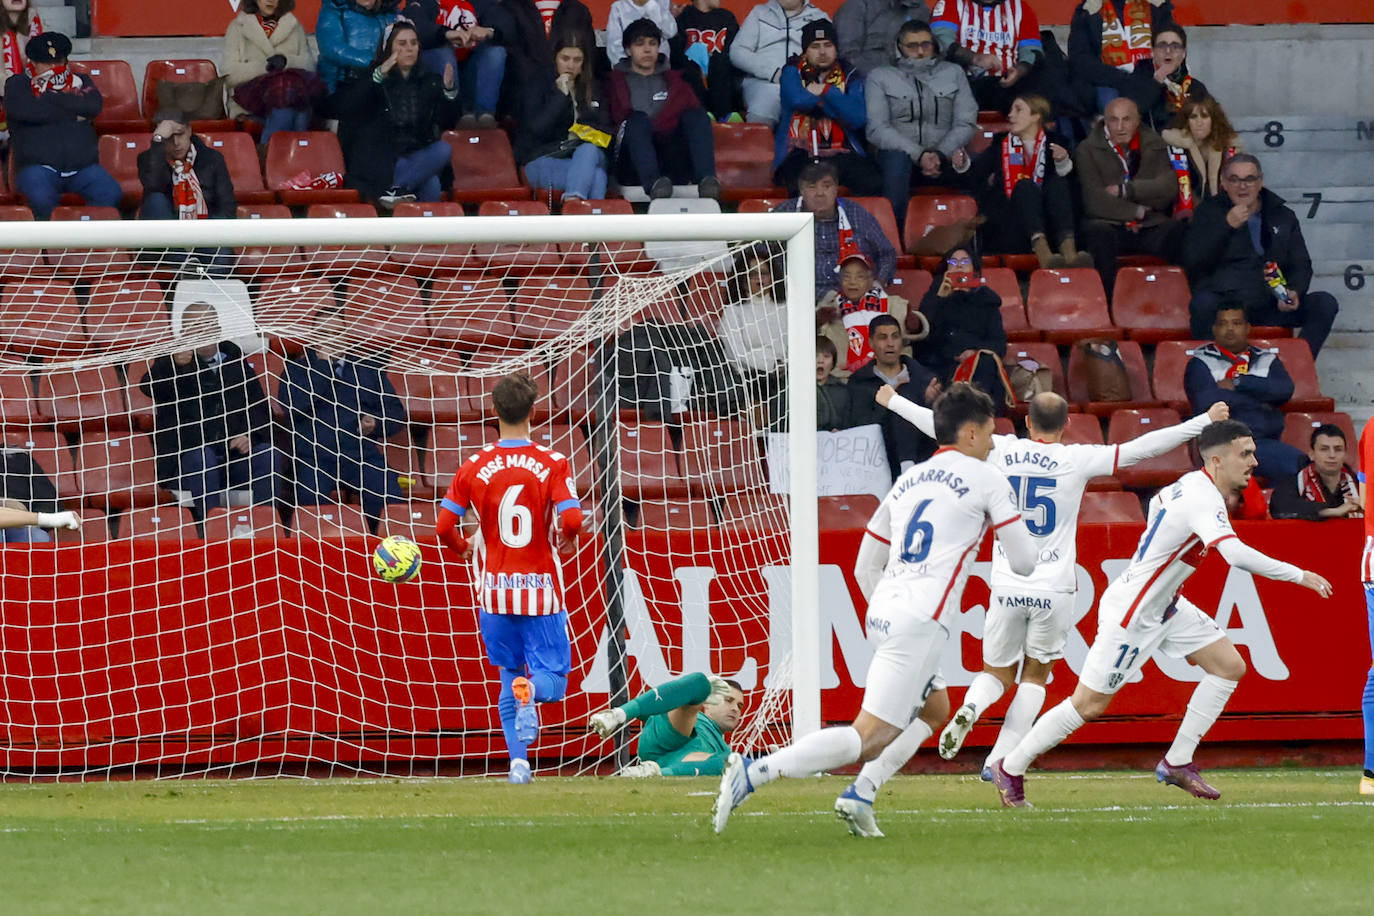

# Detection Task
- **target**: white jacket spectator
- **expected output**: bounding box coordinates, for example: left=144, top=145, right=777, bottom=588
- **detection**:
left=605, top=0, right=678, bottom=67
left=728, top=0, right=829, bottom=125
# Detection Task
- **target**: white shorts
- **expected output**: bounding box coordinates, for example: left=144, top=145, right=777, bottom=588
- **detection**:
left=861, top=598, right=946, bottom=729
left=983, top=588, right=1074, bottom=668
left=1078, top=594, right=1226, bottom=695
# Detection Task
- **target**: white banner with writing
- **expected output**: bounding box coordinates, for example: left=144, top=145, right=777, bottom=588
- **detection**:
left=766, top=424, right=893, bottom=501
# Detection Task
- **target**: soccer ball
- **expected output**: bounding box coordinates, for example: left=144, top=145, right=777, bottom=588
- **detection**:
left=372, top=535, right=422, bottom=584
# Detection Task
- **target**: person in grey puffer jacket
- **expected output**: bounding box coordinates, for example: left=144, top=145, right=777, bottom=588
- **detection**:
left=729, top=0, right=830, bottom=125
left=865, top=19, right=976, bottom=231
left=834, top=0, right=930, bottom=76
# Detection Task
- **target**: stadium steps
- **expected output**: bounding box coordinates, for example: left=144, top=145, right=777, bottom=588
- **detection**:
left=32, top=0, right=76, bottom=40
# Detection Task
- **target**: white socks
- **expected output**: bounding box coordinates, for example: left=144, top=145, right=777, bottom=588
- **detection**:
left=1165, top=675, right=1238, bottom=767
left=748, top=726, right=862, bottom=788
left=852, top=718, right=934, bottom=802
left=984, top=682, right=1047, bottom=770
left=1002, top=698, right=1084, bottom=777
left=962, top=672, right=1007, bottom=720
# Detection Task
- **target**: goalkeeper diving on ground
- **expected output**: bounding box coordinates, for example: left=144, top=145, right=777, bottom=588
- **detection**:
left=589, top=673, right=745, bottom=776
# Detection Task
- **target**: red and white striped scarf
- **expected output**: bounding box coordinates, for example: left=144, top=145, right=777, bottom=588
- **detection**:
left=171, top=144, right=208, bottom=220
left=839, top=287, right=889, bottom=372
left=787, top=63, right=850, bottom=155
left=258, top=15, right=278, bottom=37
left=29, top=63, right=79, bottom=96
left=1297, top=463, right=1361, bottom=514
left=2, top=10, right=39, bottom=79
left=1098, top=0, right=1153, bottom=71
left=1001, top=129, right=1045, bottom=199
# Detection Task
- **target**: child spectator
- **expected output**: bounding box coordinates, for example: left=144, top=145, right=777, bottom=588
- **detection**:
left=675, top=0, right=741, bottom=121
left=816, top=336, right=854, bottom=430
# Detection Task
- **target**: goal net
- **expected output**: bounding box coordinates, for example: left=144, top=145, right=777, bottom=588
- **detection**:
left=0, top=212, right=819, bottom=779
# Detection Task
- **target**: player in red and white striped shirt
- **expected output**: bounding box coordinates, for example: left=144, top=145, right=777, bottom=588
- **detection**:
left=1358, top=417, right=1374, bottom=794
left=436, top=372, right=583, bottom=783
left=932, top=0, right=1043, bottom=111
left=989, top=419, right=1332, bottom=807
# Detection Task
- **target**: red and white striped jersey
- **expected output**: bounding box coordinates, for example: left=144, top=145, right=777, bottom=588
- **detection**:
left=865, top=447, right=1022, bottom=623
left=1105, top=470, right=1235, bottom=627
left=443, top=439, right=581, bottom=616
left=933, top=0, right=1042, bottom=74
left=1360, top=418, right=1373, bottom=582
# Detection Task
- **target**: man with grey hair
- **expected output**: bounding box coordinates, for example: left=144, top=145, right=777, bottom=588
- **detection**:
left=1183, top=152, right=1339, bottom=357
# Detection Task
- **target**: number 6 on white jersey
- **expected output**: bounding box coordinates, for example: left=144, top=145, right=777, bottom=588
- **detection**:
left=498, top=484, right=532, bottom=548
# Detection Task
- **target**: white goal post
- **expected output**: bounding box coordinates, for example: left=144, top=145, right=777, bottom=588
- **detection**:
left=0, top=211, right=820, bottom=777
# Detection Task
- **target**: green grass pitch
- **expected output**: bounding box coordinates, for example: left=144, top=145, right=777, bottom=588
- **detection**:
left=1, top=769, right=1368, bottom=915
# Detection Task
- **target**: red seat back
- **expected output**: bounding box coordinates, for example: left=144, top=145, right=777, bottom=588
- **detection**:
left=443, top=130, right=529, bottom=202
left=1107, top=408, right=1191, bottom=489
left=142, top=59, right=221, bottom=119
left=711, top=122, right=781, bottom=199
left=902, top=195, right=978, bottom=253
left=71, top=60, right=143, bottom=130
left=200, top=131, right=270, bottom=200
left=97, top=133, right=152, bottom=205
left=1026, top=269, right=1117, bottom=343
left=1079, top=490, right=1145, bottom=524
left=1111, top=266, right=1191, bottom=342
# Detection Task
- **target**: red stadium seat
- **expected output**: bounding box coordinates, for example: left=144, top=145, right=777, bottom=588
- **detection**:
left=3, top=429, right=77, bottom=498
left=635, top=500, right=715, bottom=529
left=1254, top=338, right=1334, bottom=412
left=1026, top=269, right=1119, bottom=344
left=141, top=60, right=235, bottom=131
left=818, top=494, right=880, bottom=531
left=0, top=206, right=43, bottom=279
left=510, top=276, right=594, bottom=344
left=380, top=502, right=439, bottom=540
left=55, top=507, right=109, bottom=543
left=428, top=423, right=497, bottom=483
left=1150, top=339, right=1204, bottom=414
left=530, top=423, right=596, bottom=497
left=462, top=363, right=553, bottom=422
left=902, top=195, right=977, bottom=256
left=1281, top=412, right=1360, bottom=472
left=45, top=207, right=133, bottom=279
left=0, top=280, right=85, bottom=359
left=301, top=202, right=387, bottom=274
left=427, top=276, right=516, bottom=353
left=1003, top=342, right=1065, bottom=396
left=887, top=268, right=933, bottom=305
left=619, top=422, right=689, bottom=499
left=242, top=348, right=285, bottom=421
left=558, top=198, right=646, bottom=268
left=1112, top=266, right=1191, bottom=343
left=849, top=197, right=911, bottom=268
left=983, top=267, right=1034, bottom=341
left=97, top=133, right=152, bottom=208
left=1079, top=490, right=1145, bottom=524
left=39, top=367, right=131, bottom=433
left=681, top=419, right=763, bottom=498
left=71, top=60, right=144, bottom=133
left=115, top=506, right=198, bottom=540
left=711, top=122, right=783, bottom=201
left=85, top=279, right=170, bottom=351
left=204, top=506, right=285, bottom=539
left=234, top=203, right=302, bottom=279
left=339, top=272, right=428, bottom=348
left=1067, top=339, right=1159, bottom=416
left=265, top=132, right=359, bottom=206
left=735, top=198, right=787, bottom=213
left=293, top=504, right=370, bottom=538
left=387, top=201, right=472, bottom=276
left=444, top=130, right=530, bottom=203
left=968, top=119, right=1010, bottom=155
left=474, top=200, right=558, bottom=270
left=994, top=416, right=1015, bottom=435
left=717, top=490, right=787, bottom=533
left=1107, top=408, right=1192, bottom=489
left=0, top=373, right=39, bottom=428
left=254, top=276, right=336, bottom=355
left=75, top=432, right=166, bottom=509
left=548, top=347, right=599, bottom=423
left=1060, top=412, right=1119, bottom=491
left=123, top=358, right=157, bottom=431
left=387, top=350, right=468, bottom=426
left=200, top=132, right=274, bottom=204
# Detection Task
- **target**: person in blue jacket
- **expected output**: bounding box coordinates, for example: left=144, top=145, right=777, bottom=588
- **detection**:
left=772, top=18, right=879, bottom=196
left=316, top=0, right=399, bottom=95
left=281, top=321, right=409, bottom=530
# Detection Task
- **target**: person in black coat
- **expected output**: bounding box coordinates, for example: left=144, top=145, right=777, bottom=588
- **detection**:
left=485, top=0, right=599, bottom=87
left=141, top=303, right=280, bottom=519
left=1066, top=0, right=1173, bottom=114
left=139, top=111, right=237, bottom=220
left=1183, top=153, right=1339, bottom=357
left=1121, top=22, right=1206, bottom=132
left=4, top=31, right=121, bottom=219
left=280, top=322, right=408, bottom=526
left=515, top=35, right=611, bottom=202
left=401, top=0, right=508, bottom=125
left=335, top=19, right=460, bottom=205
left=912, top=245, right=1008, bottom=412
left=962, top=93, right=1089, bottom=268
left=848, top=313, right=941, bottom=479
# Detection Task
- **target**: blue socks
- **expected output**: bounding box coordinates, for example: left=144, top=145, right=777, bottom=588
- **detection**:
left=1363, top=664, right=1373, bottom=776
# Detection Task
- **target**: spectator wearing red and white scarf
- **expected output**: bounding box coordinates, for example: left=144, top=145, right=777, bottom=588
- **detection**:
left=961, top=93, right=1088, bottom=268
left=1122, top=22, right=1207, bottom=132
left=932, top=0, right=1043, bottom=112
left=1066, top=0, right=1172, bottom=114
left=223, top=0, right=315, bottom=144
left=0, top=0, right=41, bottom=147
left=816, top=250, right=912, bottom=375
left=139, top=111, right=238, bottom=221
left=1270, top=423, right=1363, bottom=521
left=3, top=31, right=121, bottom=220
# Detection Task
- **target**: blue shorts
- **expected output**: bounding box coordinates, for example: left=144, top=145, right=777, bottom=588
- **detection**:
left=478, top=611, right=572, bottom=676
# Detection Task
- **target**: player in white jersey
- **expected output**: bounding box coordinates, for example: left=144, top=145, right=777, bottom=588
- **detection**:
left=986, top=419, right=1333, bottom=807
left=710, top=384, right=1038, bottom=836
left=868, top=387, right=1228, bottom=783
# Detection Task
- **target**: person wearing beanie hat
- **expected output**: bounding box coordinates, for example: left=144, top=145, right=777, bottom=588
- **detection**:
left=3, top=31, right=121, bottom=219
left=605, top=17, right=720, bottom=199
left=773, top=16, right=879, bottom=196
